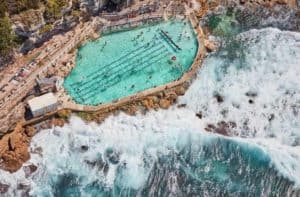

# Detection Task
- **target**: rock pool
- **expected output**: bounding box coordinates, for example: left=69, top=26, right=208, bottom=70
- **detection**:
left=64, top=19, right=198, bottom=105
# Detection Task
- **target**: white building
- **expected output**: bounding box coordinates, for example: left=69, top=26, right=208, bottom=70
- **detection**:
left=28, top=93, right=58, bottom=117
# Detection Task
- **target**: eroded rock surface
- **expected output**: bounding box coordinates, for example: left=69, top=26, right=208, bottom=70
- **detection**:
left=0, top=123, right=31, bottom=173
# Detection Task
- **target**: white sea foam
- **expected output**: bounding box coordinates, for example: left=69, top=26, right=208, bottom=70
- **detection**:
left=0, top=27, right=299, bottom=195
left=180, top=27, right=300, bottom=185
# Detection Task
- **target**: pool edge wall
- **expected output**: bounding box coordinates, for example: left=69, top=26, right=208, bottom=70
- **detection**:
left=62, top=12, right=206, bottom=113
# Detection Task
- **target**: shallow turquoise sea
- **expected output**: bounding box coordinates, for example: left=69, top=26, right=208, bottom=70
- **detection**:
left=64, top=19, right=198, bottom=106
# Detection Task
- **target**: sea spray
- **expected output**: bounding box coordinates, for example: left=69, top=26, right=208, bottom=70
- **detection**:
left=180, top=27, right=300, bottom=186
left=0, top=28, right=299, bottom=196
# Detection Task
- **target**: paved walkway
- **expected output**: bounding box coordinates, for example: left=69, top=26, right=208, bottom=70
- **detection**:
left=0, top=19, right=97, bottom=116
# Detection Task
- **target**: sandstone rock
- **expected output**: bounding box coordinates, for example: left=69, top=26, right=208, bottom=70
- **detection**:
left=159, top=99, right=171, bottom=109
left=149, top=96, right=159, bottom=104
left=157, top=92, right=164, bottom=99
left=0, top=103, right=25, bottom=137
left=25, top=126, right=36, bottom=137
left=142, top=98, right=156, bottom=110
left=175, top=86, right=186, bottom=96
left=122, top=105, right=138, bottom=116
left=0, top=123, right=30, bottom=173
left=276, top=0, right=288, bottom=5
left=51, top=118, right=65, bottom=127
left=166, top=91, right=178, bottom=101
left=204, top=39, right=218, bottom=52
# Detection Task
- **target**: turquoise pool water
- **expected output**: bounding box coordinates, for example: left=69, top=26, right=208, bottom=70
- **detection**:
left=64, top=19, right=198, bottom=105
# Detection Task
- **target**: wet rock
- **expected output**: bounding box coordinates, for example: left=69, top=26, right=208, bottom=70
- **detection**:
left=178, top=104, right=187, bottom=108
left=103, top=163, right=109, bottom=175
left=215, top=121, right=231, bottom=136
left=105, top=148, right=120, bottom=164
left=205, top=124, right=216, bottom=132
left=248, top=99, right=254, bottom=104
left=23, top=164, right=38, bottom=178
left=205, top=121, right=236, bottom=136
left=81, top=145, right=89, bottom=152
left=245, top=91, right=258, bottom=97
left=229, top=121, right=237, bottom=128
left=220, top=109, right=228, bottom=118
left=214, top=93, right=224, bottom=103
left=196, top=112, right=203, bottom=119
left=0, top=182, right=9, bottom=194
left=31, top=147, right=43, bottom=156
left=85, top=158, right=107, bottom=172
left=17, top=182, right=30, bottom=190
left=268, top=114, right=275, bottom=122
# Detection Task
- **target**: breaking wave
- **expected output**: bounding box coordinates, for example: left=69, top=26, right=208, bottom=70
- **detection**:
left=0, top=27, right=299, bottom=196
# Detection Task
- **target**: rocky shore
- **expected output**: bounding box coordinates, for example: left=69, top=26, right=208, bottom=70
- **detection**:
left=0, top=0, right=298, bottom=176
left=0, top=82, right=189, bottom=172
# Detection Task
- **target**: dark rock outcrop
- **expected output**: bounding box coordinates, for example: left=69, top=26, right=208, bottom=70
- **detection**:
left=0, top=182, right=9, bottom=194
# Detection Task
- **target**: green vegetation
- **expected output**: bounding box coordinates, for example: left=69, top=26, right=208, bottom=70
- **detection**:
left=0, top=0, right=70, bottom=59
left=0, top=0, right=8, bottom=17
left=40, top=24, right=53, bottom=34
left=0, top=0, right=41, bottom=15
left=57, top=109, right=72, bottom=120
left=0, top=16, right=15, bottom=56
left=44, top=0, right=68, bottom=20
left=77, top=112, right=94, bottom=121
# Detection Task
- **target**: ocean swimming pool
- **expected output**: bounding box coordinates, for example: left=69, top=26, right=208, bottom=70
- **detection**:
left=64, top=19, right=198, bottom=105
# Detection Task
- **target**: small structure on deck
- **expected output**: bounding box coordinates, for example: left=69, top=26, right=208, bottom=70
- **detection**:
left=28, top=93, right=58, bottom=117
left=36, top=76, right=63, bottom=94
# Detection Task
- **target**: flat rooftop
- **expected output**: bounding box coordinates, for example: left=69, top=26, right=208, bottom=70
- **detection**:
left=28, top=93, right=58, bottom=111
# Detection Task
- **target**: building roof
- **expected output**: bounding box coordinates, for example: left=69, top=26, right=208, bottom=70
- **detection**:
left=28, top=93, right=58, bottom=112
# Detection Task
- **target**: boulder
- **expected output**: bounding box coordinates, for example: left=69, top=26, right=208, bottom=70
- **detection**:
left=159, top=99, right=171, bottom=109
left=204, top=121, right=237, bottom=136
left=25, top=126, right=36, bottom=137
left=204, top=39, right=218, bottom=52
left=175, top=86, right=186, bottom=96
left=0, top=123, right=30, bottom=173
